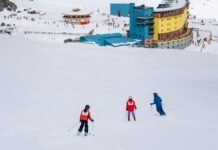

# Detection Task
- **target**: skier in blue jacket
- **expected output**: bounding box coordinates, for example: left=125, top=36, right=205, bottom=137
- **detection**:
left=150, top=93, right=166, bottom=116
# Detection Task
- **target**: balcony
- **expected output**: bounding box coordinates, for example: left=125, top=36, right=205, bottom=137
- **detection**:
left=137, top=17, right=154, bottom=20
left=137, top=22, right=154, bottom=26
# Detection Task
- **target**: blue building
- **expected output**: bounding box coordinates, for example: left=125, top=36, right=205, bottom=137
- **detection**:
left=110, top=3, right=131, bottom=17
left=129, top=3, right=154, bottom=44
left=80, top=33, right=122, bottom=46
left=104, top=37, right=140, bottom=47
left=80, top=33, right=140, bottom=47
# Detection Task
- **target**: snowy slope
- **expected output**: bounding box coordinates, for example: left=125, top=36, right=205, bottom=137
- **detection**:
left=1, top=1, right=218, bottom=150
left=0, top=35, right=218, bottom=150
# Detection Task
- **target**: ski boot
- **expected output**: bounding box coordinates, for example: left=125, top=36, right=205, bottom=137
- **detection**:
left=84, top=133, right=88, bottom=136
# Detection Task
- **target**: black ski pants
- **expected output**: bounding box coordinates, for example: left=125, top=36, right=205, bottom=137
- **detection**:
left=78, top=120, right=88, bottom=133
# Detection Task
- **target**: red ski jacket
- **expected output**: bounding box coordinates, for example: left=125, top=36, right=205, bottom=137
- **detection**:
left=80, top=110, right=93, bottom=121
left=126, top=99, right=137, bottom=112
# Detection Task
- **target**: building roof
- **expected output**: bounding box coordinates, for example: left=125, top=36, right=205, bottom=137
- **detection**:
left=104, top=37, right=140, bottom=47
left=80, top=33, right=123, bottom=46
left=81, top=33, right=123, bottom=41
left=63, top=10, right=90, bottom=16
left=134, top=5, right=154, bottom=10
left=80, top=33, right=141, bottom=47
left=155, top=0, right=189, bottom=12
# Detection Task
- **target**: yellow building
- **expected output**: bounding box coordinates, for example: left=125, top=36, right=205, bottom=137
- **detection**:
left=152, top=0, right=193, bottom=49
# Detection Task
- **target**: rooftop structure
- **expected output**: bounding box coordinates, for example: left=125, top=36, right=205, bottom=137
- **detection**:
left=155, top=0, right=189, bottom=12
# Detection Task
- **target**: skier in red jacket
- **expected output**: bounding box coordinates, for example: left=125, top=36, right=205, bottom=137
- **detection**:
left=126, top=96, right=137, bottom=121
left=77, top=105, right=94, bottom=136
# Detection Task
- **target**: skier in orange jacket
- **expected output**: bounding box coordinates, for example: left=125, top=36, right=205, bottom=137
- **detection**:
left=77, top=105, right=94, bottom=136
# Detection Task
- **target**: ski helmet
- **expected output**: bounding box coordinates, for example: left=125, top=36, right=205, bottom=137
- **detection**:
left=153, top=93, right=158, bottom=96
left=85, top=105, right=90, bottom=109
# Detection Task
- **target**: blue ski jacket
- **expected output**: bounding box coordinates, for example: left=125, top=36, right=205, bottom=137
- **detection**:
left=151, top=96, right=163, bottom=107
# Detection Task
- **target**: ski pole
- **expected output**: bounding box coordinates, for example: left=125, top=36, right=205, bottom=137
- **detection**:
left=150, top=104, right=158, bottom=116
left=125, top=111, right=128, bottom=121
left=150, top=104, right=154, bottom=114
left=67, top=122, right=80, bottom=132
left=91, top=122, right=95, bottom=136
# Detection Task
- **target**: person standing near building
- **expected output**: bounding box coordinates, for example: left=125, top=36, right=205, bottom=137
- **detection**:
left=126, top=96, right=137, bottom=121
left=78, top=105, right=94, bottom=136
left=150, top=93, right=166, bottom=116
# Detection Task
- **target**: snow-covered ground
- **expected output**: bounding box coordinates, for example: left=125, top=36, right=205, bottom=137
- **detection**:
left=0, top=1, right=218, bottom=150
left=0, top=35, right=218, bottom=150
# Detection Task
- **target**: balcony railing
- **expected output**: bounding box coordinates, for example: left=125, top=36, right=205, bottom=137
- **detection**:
left=137, top=22, right=154, bottom=25
left=137, top=17, right=154, bottom=20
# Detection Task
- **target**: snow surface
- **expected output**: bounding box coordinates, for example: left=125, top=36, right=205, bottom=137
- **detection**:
left=1, top=35, right=218, bottom=150
left=1, top=1, right=218, bottom=150
left=0, top=36, right=218, bottom=150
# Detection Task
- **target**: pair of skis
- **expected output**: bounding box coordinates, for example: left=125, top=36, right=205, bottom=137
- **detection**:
left=68, top=122, right=95, bottom=136
left=77, top=132, right=95, bottom=137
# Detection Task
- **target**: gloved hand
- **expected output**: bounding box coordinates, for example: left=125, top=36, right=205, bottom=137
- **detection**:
left=135, top=107, right=137, bottom=110
left=150, top=103, right=153, bottom=106
left=91, top=119, right=94, bottom=122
